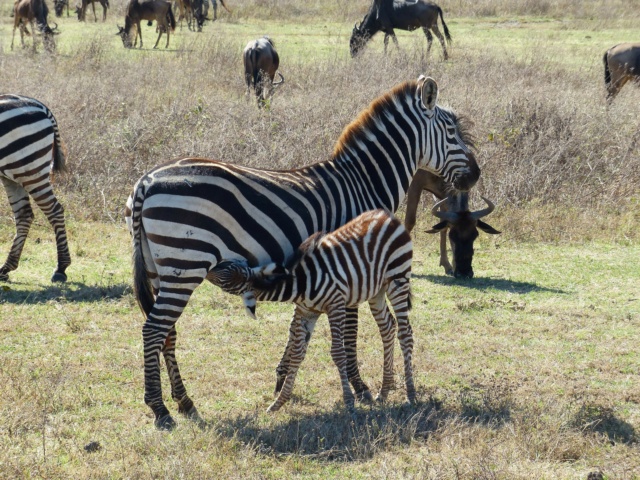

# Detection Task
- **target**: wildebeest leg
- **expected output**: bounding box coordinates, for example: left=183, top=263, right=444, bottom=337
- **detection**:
left=430, top=24, right=449, bottom=60
left=92, top=1, right=97, bottom=21
left=344, top=306, right=374, bottom=403
left=422, top=27, right=433, bottom=57
left=154, top=27, right=163, bottom=49
left=383, top=33, right=390, bottom=54
left=440, top=229, right=453, bottom=275
left=102, top=2, right=107, bottom=21
left=404, top=178, right=424, bottom=233
left=607, top=74, right=629, bottom=102
left=137, top=21, right=143, bottom=48
left=0, top=179, right=34, bottom=282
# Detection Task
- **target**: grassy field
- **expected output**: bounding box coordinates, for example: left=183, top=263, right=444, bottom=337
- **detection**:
left=1, top=0, right=640, bottom=478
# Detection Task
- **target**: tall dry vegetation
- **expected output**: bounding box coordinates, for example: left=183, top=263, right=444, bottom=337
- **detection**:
left=0, top=0, right=638, bottom=241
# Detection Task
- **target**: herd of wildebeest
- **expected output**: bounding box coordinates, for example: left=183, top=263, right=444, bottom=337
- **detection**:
left=3, top=0, right=640, bottom=428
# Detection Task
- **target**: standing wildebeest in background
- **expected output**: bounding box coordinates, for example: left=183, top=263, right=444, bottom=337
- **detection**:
left=0, top=95, right=71, bottom=283
left=53, top=0, right=69, bottom=17
left=75, top=0, right=109, bottom=22
left=12, top=0, right=60, bottom=53
left=243, top=36, right=285, bottom=106
left=116, top=0, right=175, bottom=49
left=350, top=0, right=451, bottom=59
left=603, top=43, right=640, bottom=102
left=404, top=170, right=500, bottom=278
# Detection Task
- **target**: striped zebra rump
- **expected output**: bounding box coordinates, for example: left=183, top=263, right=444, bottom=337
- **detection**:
left=0, top=94, right=70, bottom=283
left=209, top=209, right=415, bottom=412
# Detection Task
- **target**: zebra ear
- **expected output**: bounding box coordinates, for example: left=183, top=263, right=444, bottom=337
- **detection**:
left=420, top=77, right=438, bottom=111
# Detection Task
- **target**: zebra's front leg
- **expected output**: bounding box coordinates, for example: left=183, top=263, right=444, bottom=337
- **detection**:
left=387, top=279, right=416, bottom=404
left=328, top=306, right=356, bottom=413
left=368, top=291, right=397, bottom=403
left=0, top=179, right=34, bottom=282
left=162, top=326, right=204, bottom=427
left=31, top=189, right=71, bottom=282
left=344, top=307, right=373, bottom=403
left=268, top=313, right=318, bottom=413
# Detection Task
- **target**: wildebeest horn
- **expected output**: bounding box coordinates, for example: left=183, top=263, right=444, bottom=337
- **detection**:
left=470, top=197, right=496, bottom=220
left=354, top=21, right=361, bottom=31
left=431, top=198, right=459, bottom=222
left=51, top=22, right=59, bottom=30
left=273, top=72, right=285, bottom=86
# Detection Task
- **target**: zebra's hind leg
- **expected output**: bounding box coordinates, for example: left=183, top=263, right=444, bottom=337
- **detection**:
left=143, top=284, right=199, bottom=430
left=344, top=306, right=374, bottom=404
left=268, top=312, right=318, bottom=413
left=0, top=179, right=34, bottom=282
left=367, top=291, right=397, bottom=403
left=387, top=278, right=416, bottom=404
left=327, top=306, right=356, bottom=413
left=162, top=326, right=205, bottom=428
left=28, top=183, right=71, bottom=282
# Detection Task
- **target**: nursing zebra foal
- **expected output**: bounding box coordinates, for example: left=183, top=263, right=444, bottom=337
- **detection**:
left=0, top=95, right=70, bottom=283
left=210, top=210, right=414, bottom=413
left=126, top=75, right=480, bottom=429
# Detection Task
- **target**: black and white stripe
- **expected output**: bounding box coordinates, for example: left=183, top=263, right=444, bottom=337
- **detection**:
left=126, top=75, right=479, bottom=428
left=210, top=209, right=414, bottom=413
left=0, top=94, right=70, bottom=283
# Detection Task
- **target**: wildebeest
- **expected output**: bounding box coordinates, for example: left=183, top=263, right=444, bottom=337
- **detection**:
left=116, top=0, right=176, bottom=49
left=603, top=42, right=640, bottom=102
left=53, top=0, right=69, bottom=17
left=404, top=169, right=500, bottom=278
left=350, top=0, right=451, bottom=59
left=12, top=0, right=60, bottom=53
left=75, top=0, right=109, bottom=22
left=243, top=36, right=285, bottom=106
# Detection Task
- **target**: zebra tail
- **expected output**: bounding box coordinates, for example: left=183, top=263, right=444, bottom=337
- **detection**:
left=49, top=112, right=68, bottom=173
left=438, top=7, right=451, bottom=43
left=131, top=189, right=155, bottom=318
left=603, top=51, right=611, bottom=87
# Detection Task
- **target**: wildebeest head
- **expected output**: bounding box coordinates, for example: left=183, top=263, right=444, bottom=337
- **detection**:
left=116, top=25, right=133, bottom=48
left=426, top=196, right=500, bottom=279
left=74, top=5, right=82, bottom=20
left=42, top=22, right=60, bottom=52
left=53, top=0, right=67, bottom=17
left=350, top=21, right=369, bottom=57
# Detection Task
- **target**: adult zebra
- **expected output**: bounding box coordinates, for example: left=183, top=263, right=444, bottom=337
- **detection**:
left=209, top=209, right=414, bottom=414
left=0, top=94, right=70, bottom=283
left=126, top=75, right=480, bottom=429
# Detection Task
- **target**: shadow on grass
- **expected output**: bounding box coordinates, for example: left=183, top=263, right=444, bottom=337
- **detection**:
left=0, top=281, right=132, bottom=304
left=573, top=403, right=637, bottom=445
left=412, top=274, right=567, bottom=294
left=212, top=394, right=514, bottom=461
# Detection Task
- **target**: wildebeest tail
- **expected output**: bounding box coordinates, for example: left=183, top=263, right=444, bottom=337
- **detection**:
left=105, top=0, right=109, bottom=7
left=167, top=5, right=176, bottom=31
left=438, top=7, right=451, bottom=43
left=219, top=0, right=231, bottom=13
left=47, top=109, right=68, bottom=173
left=130, top=185, right=155, bottom=318
left=603, top=51, right=611, bottom=87
left=251, top=47, right=260, bottom=91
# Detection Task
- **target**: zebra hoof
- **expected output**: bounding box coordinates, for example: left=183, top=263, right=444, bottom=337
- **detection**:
left=183, top=406, right=206, bottom=429
left=266, top=403, right=281, bottom=413
left=51, top=271, right=67, bottom=283
left=0, top=272, right=9, bottom=282
left=155, top=414, right=177, bottom=431
left=356, top=390, right=374, bottom=405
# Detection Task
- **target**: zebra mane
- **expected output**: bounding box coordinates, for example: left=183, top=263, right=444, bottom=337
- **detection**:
left=332, top=80, right=417, bottom=158
left=442, top=108, right=477, bottom=152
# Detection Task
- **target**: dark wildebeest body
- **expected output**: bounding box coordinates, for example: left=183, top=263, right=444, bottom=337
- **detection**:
left=603, top=42, right=640, bottom=102
left=243, top=36, right=285, bottom=106
left=404, top=169, right=500, bottom=278
left=12, top=0, right=59, bottom=52
left=117, top=0, right=175, bottom=49
left=76, top=0, right=109, bottom=22
left=350, top=0, right=451, bottom=58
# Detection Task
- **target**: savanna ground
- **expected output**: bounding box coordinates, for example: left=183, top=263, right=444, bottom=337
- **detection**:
left=0, top=0, right=639, bottom=478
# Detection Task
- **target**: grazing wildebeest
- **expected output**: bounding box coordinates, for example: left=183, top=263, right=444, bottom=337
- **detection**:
left=53, top=0, right=69, bottom=17
left=12, top=0, right=60, bottom=53
left=404, top=169, right=500, bottom=278
left=116, top=0, right=175, bottom=49
left=75, top=0, right=109, bottom=22
left=243, top=36, right=285, bottom=106
left=350, top=0, right=451, bottom=59
left=603, top=42, right=640, bottom=102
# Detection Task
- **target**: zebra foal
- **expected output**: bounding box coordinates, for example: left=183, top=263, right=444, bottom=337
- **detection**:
left=0, top=95, right=70, bottom=283
left=210, top=209, right=414, bottom=413
left=127, top=75, right=480, bottom=429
